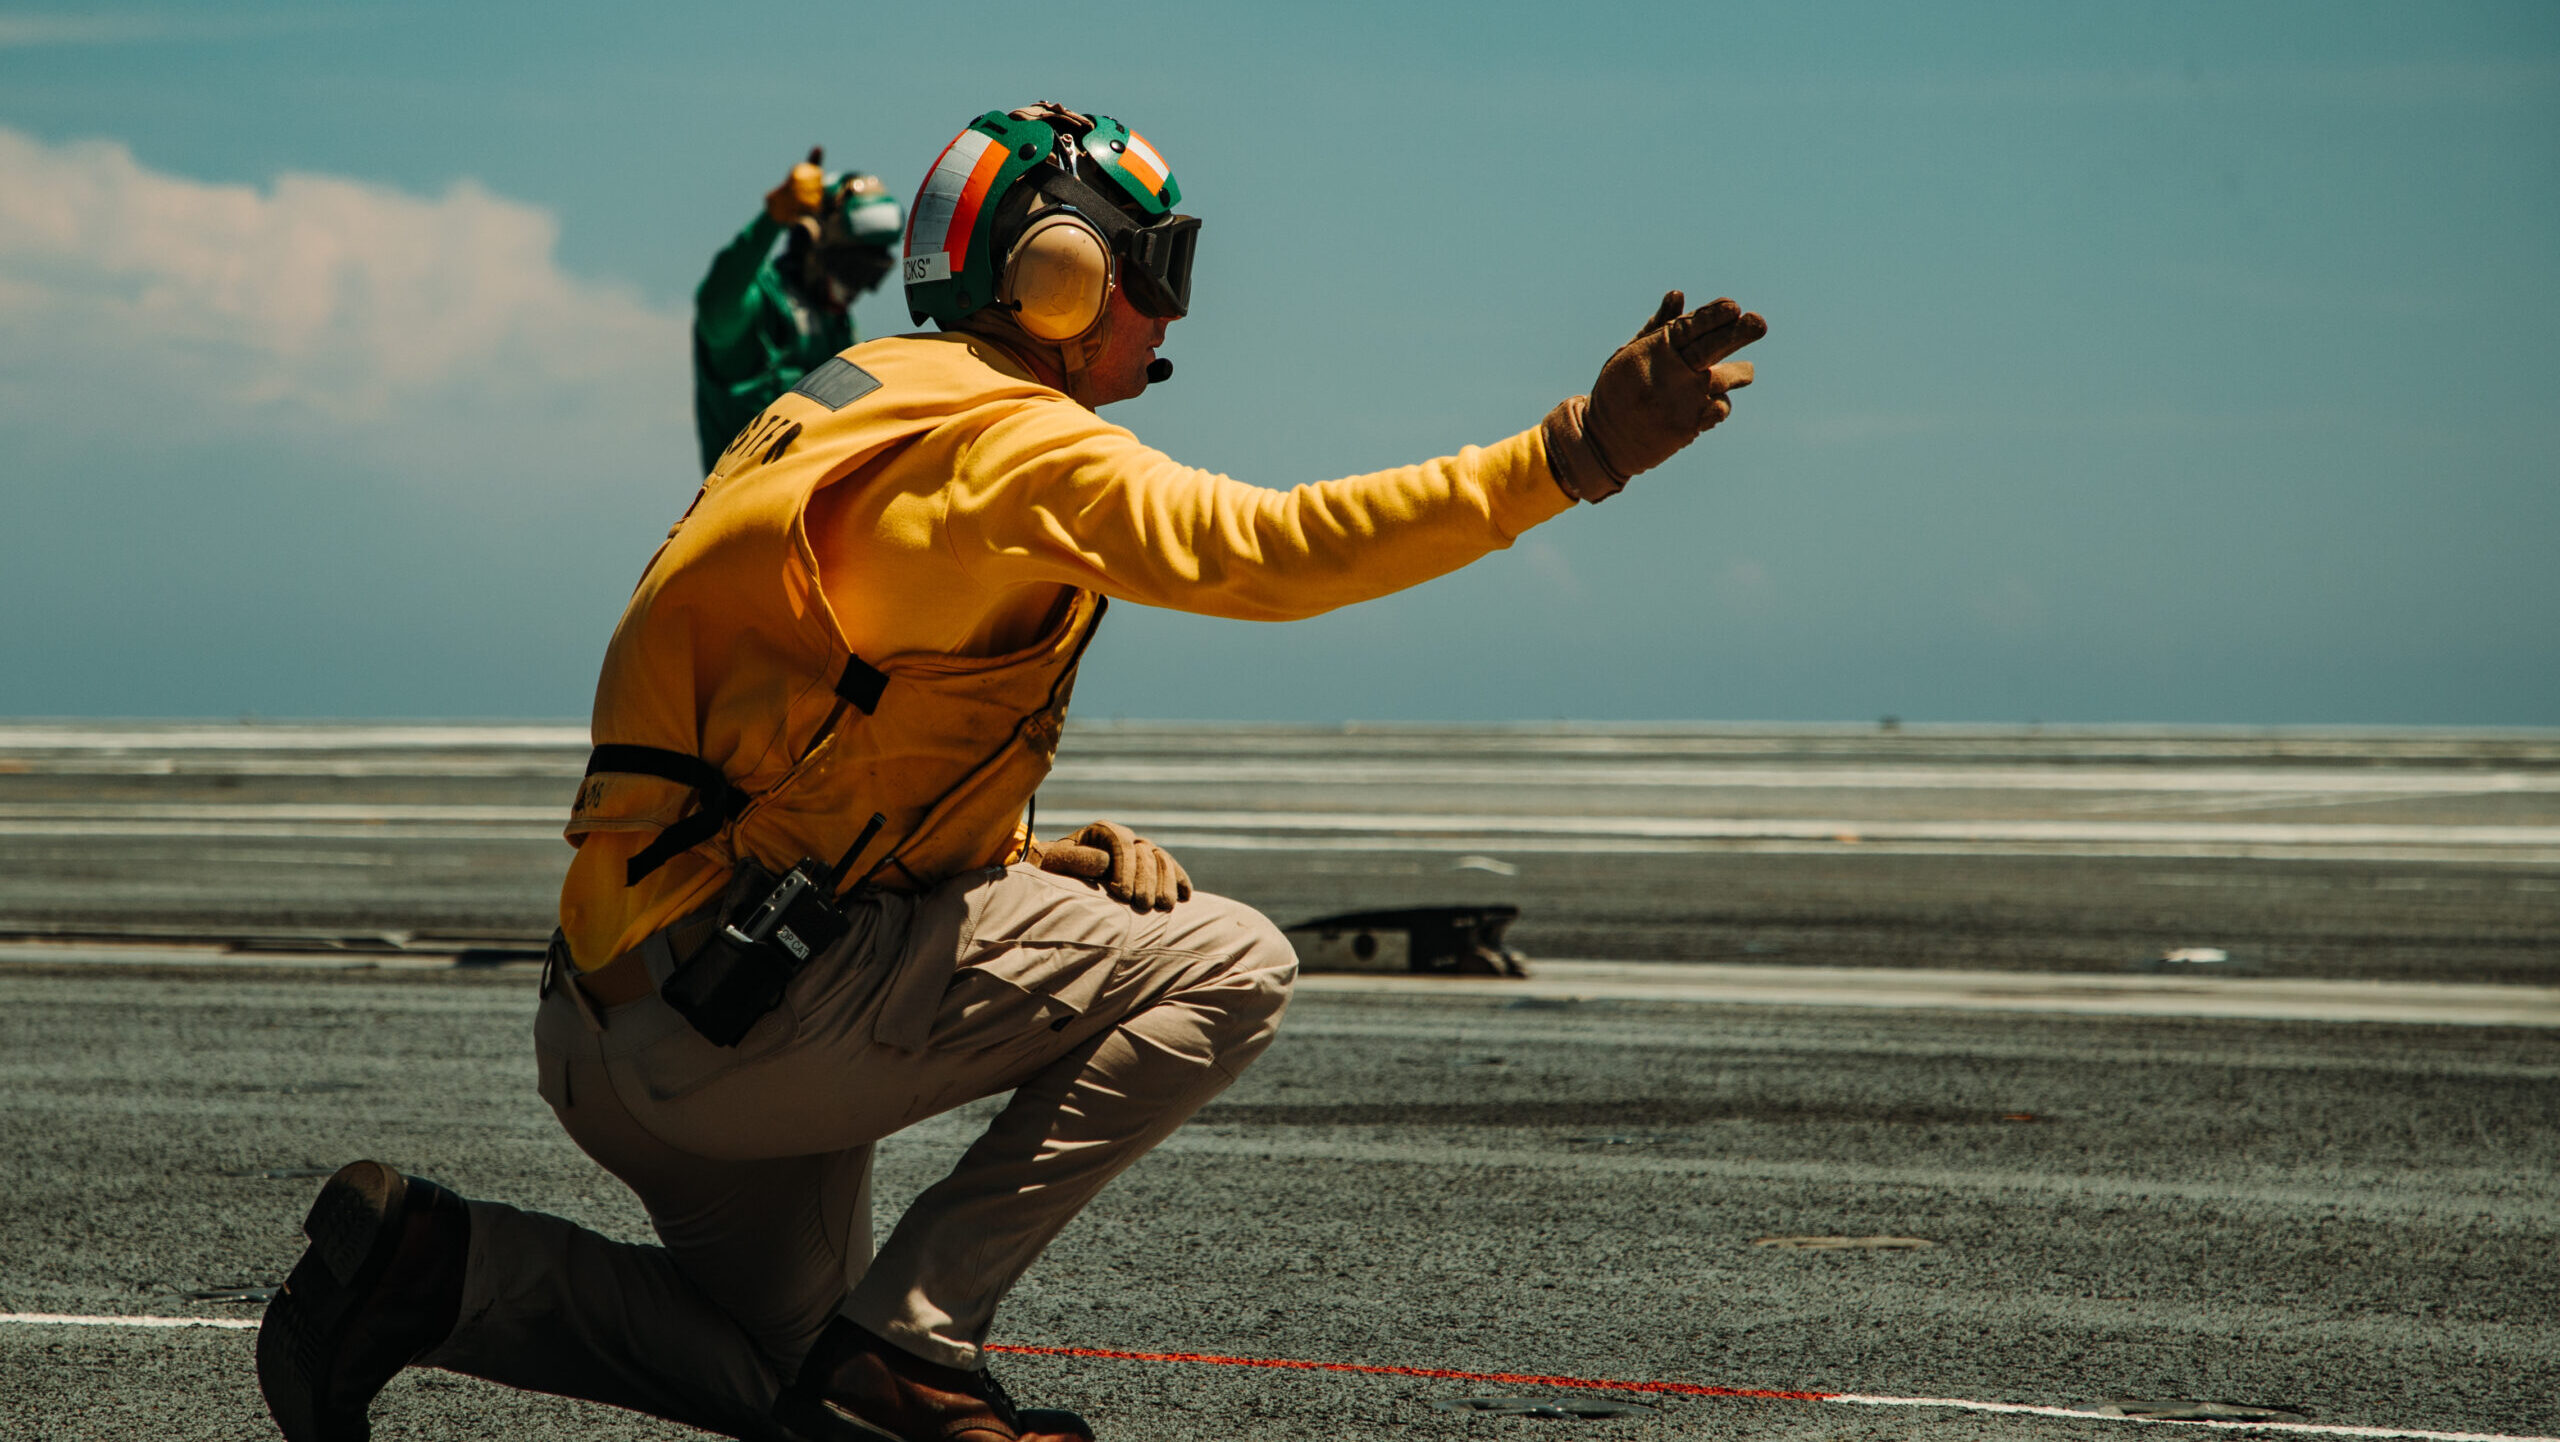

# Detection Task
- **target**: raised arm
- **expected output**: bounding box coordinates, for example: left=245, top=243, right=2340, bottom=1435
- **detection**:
left=940, top=402, right=1573, bottom=622
left=694, top=212, right=785, bottom=356
left=696, top=149, right=827, bottom=355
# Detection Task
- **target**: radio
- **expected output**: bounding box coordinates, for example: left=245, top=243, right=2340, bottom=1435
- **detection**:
left=659, top=812, right=886, bottom=1047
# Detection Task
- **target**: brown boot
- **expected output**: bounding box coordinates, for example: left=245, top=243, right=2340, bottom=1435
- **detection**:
left=256, top=1160, right=469, bottom=1442
left=772, top=1317, right=1093, bottom=1442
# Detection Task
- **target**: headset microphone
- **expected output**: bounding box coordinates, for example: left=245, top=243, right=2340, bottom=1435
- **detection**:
left=1146, top=358, right=1173, bottom=384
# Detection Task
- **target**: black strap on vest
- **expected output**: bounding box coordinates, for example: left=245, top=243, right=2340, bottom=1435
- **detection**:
left=585, top=743, right=754, bottom=886
left=587, top=652, right=890, bottom=886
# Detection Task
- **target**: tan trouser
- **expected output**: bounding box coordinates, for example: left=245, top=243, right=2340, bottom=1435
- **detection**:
left=421, top=863, right=1296, bottom=1438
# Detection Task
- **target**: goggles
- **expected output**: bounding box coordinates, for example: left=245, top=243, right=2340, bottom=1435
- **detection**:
left=815, top=241, right=895, bottom=292
left=1025, top=169, right=1199, bottom=321
left=1118, top=214, right=1198, bottom=320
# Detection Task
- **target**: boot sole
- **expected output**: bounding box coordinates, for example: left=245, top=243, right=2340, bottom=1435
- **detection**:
left=256, top=1161, right=411, bottom=1442
left=770, top=1392, right=909, bottom=1441
left=770, top=1392, right=1090, bottom=1442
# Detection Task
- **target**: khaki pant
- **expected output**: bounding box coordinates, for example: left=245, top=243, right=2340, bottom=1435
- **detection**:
left=421, top=863, right=1297, bottom=1438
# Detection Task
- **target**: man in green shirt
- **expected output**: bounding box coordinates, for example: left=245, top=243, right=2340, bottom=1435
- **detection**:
left=693, top=147, right=903, bottom=473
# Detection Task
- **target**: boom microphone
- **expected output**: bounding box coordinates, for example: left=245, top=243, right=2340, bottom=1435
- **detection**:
left=1145, top=358, right=1173, bottom=384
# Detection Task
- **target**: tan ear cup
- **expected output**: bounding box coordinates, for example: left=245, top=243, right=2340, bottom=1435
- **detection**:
left=1002, top=212, right=1112, bottom=343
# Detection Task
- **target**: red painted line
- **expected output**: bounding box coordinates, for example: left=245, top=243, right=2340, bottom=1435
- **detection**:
left=985, top=1343, right=1836, bottom=1402
left=2, top=1318, right=2544, bottom=1442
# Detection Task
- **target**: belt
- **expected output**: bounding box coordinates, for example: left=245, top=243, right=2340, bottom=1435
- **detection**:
left=561, top=905, right=727, bottom=1010
left=576, top=948, right=657, bottom=1008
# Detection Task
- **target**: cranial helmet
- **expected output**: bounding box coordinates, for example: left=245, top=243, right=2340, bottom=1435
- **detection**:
left=828, top=172, right=903, bottom=249
left=798, top=172, right=901, bottom=295
left=902, top=106, right=1198, bottom=341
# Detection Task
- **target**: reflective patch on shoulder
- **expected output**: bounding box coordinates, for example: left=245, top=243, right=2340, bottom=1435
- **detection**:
left=790, top=357, right=884, bottom=411
left=565, top=771, right=690, bottom=837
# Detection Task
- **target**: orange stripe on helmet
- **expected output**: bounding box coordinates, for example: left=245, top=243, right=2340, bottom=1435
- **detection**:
left=905, top=129, right=981, bottom=256
left=1117, top=132, right=1167, bottom=196
left=941, top=137, right=1015, bottom=273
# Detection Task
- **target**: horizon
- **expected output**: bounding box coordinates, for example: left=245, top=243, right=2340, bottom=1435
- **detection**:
left=1, top=1, right=2553, bottom=725
left=7, top=716, right=2559, bottom=740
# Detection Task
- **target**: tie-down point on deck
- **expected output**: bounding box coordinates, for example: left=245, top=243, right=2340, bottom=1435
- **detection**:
left=1282, top=905, right=1530, bottom=978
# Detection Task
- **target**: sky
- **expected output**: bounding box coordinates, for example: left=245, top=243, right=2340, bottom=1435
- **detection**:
left=0, top=0, right=2552, bottom=724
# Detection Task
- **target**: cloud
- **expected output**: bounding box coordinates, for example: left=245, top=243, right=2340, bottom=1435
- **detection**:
left=0, top=127, right=683, bottom=453
left=0, top=11, right=358, bottom=49
left=0, top=128, right=701, bottom=714
left=0, top=14, right=187, bottom=47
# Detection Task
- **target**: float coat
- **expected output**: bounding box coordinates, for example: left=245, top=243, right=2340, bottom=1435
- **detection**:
left=564, top=331, right=1570, bottom=971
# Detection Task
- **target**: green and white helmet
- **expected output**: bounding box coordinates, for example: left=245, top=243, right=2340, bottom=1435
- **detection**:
left=831, top=172, right=904, bottom=249
left=902, top=107, right=1195, bottom=328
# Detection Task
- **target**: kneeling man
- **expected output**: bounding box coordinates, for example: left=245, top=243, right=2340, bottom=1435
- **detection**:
left=257, top=100, right=1764, bottom=1442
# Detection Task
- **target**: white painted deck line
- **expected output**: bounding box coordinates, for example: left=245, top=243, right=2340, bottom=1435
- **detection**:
left=1302, top=961, right=2560, bottom=1027
left=0, top=725, right=588, bottom=750
left=2, top=1311, right=257, bottom=1329
left=1, top=1314, right=2548, bottom=1442
left=1822, top=1392, right=2558, bottom=1442
left=1113, top=808, right=2560, bottom=848
left=1050, top=760, right=2560, bottom=795
left=1152, top=833, right=2560, bottom=865
left=5, top=801, right=2553, bottom=845
left=0, top=803, right=560, bottom=822
left=8, top=753, right=2559, bottom=804
left=0, top=942, right=480, bottom=971
left=3, top=943, right=2550, bottom=1025
left=4, top=804, right=2558, bottom=863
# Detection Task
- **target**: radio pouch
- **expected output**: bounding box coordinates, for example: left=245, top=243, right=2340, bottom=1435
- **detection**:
left=660, top=857, right=851, bottom=1047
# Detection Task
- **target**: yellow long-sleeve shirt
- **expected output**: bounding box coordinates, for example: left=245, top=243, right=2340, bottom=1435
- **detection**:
left=564, top=330, right=1570, bottom=967
left=805, top=333, right=1572, bottom=662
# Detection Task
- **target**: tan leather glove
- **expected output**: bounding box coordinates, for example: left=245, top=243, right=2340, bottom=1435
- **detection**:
left=1544, top=291, right=1766, bottom=502
left=1028, top=820, right=1193, bottom=912
left=765, top=146, right=827, bottom=227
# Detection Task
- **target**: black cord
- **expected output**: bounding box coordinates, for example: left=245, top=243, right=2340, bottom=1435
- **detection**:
left=826, top=812, right=888, bottom=892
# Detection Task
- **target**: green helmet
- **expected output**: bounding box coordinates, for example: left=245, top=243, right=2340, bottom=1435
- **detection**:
left=829, top=171, right=904, bottom=249
left=902, top=107, right=1194, bottom=329
left=797, top=171, right=902, bottom=297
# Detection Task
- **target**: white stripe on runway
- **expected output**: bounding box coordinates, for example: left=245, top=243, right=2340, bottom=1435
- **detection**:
left=0, top=823, right=557, bottom=842
left=1298, top=961, right=2560, bottom=1027
left=1155, top=1133, right=2555, bottom=1223
left=3, top=1311, right=256, bottom=1329
left=1823, top=1392, right=2558, bottom=1442
left=1046, top=759, right=2560, bottom=795
left=0, top=725, right=587, bottom=750
left=7, top=753, right=2556, bottom=802
left=1110, top=808, right=2560, bottom=848
left=5, top=946, right=2550, bottom=1026
left=2, top=803, right=2555, bottom=853
left=2, top=1314, right=2548, bottom=1442
left=0, top=803, right=559, bottom=822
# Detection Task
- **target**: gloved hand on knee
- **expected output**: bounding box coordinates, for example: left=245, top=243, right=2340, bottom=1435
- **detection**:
left=1028, top=820, right=1193, bottom=911
left=1543, top=290, right=1766, bottom=503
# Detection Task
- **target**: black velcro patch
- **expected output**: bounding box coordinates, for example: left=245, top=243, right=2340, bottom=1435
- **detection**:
left=790, top=357, right=883, bottom=411
left=836, top=655, right=888, bottom=714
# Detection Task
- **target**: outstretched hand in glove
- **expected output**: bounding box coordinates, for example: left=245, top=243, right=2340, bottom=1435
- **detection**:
left=1027, top=820, right=1193, bottom=912
left=765, top=146, right=828, bottom=227
left=1544, top=291, right=1768, bottom=502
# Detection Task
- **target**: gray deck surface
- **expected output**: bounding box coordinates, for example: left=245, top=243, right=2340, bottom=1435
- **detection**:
left=3, top=720, right=2556, bottom=982
left=2, top=723, right=2554, bottom=1440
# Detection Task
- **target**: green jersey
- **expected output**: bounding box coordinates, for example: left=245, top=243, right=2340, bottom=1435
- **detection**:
left=691, top=213, right=855, bottom=473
